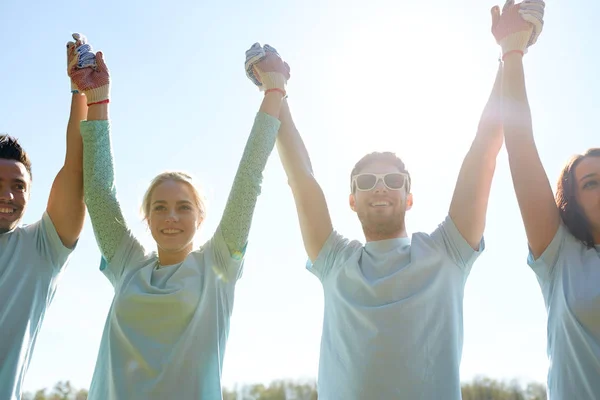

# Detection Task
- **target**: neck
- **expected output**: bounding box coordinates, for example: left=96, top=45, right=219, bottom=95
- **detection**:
left=157, top=245, right=192, bottom=267
left=364, top=228, right=408, bottom=242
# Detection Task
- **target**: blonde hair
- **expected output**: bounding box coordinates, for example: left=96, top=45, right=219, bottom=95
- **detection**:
left=141, top=171, right=207, bottom=222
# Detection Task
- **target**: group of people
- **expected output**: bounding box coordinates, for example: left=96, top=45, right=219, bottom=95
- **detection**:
left=1, top=1, right=598, bottom=399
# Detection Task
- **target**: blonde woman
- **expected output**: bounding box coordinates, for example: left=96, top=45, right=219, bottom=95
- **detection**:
left=70, top=40, right=289, bottom=399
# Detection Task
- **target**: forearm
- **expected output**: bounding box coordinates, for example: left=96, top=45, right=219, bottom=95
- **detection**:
left=448, top=65, right=503, bottom=249
left=45, top=93, right=88, bottom=247
left=502, top=53, right=533, bottom=148
left=219, top=105, right=281, bottom=256
left=276, top=99, right=315, bottom=187
left=63, top=93, right=87, bottom=171
left=501, top=53, right=560, bottom=255
left=80, top=113, right=128, bottom=262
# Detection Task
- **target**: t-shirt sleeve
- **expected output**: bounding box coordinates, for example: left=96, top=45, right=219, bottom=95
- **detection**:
left=98, top=229, right=146, bottom=286
left=204, top=227, right=245, bottom=284
left=306, top=230, right=356, bottom=282
left=527, top=223, right=567, bottom=283
left=429, top=215, right=484, bottom=272
left=24, top=212, right=75, bottom=272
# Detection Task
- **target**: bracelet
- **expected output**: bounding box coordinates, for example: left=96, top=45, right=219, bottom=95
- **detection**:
left=88, top=99, right=110, bottom=106
left=502, top=50, right=524, bottom=61
left=264, top=88, right=286, bottom=97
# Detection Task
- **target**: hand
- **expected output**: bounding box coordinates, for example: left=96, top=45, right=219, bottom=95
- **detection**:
left=245, top=43, right=290, bottom=94
left=519, top=0, right=545, bottom=46
left=68, top=38, right=110, bottom=105
left=66, top=33, right=95, bottom=93
left=491, top=0, right=545, bottom=58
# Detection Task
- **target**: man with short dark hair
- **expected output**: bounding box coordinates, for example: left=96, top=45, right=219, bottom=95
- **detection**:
left=249, top=42, right=502, bottom=398
left=0, top=33, right=91, bottom=400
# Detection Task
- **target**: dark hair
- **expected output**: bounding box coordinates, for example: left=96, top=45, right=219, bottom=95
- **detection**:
left=555, top=148, right=600, bottom=248
left=350, top=151, right=411, bottom=193
left=0, top=135, right=32, bottom=180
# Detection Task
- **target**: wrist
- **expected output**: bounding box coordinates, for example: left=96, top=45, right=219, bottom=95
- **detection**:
left=502, top=49, right=524, bottom=61
left=87, top=103, right=109, bottom=121
left=265, top=88, right=286, bottom=97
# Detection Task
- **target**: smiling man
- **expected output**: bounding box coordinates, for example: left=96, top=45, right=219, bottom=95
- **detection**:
left=0, top=34, right=90, bottom=400
left=261, top=46, right=503, bottom=398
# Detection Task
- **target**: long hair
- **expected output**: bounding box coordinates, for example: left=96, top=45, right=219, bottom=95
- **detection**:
left=555, top=148, right=600, bottom=248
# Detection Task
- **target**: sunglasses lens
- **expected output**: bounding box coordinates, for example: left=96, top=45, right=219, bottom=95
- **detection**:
left=356, top=175, right=377, bottom=190
left=384, top=174, right=406, bottom=189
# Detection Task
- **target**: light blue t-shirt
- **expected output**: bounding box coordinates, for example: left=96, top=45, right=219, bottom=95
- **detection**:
left=528, top=224, right=600, bottom=400
left=0, top=212, right=73, bottom=400
left=87, top=227, right=243, bottom=400
left=308, top=215, right=483, bottom=400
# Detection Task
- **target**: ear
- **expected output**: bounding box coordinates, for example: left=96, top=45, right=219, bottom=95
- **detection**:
left=405, top=192, right=414, bottom=211
left=349, top=193, right=357, bottom=212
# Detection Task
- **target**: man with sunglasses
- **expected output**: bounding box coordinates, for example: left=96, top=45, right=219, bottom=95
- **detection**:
left=254, top=21, right=518, bottom=396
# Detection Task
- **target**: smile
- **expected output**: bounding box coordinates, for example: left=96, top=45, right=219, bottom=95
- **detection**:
left=0, top=207, right=16, bottom=215
left=370, top=201, right=391, bottom=207
left=161, top=229, right=183, bottom=234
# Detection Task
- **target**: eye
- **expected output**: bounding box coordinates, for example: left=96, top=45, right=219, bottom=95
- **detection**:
left=180, top=204, right=193, bottom=211
left=153, top=205, right=166, bottom=211
left=14, top=183, right=25, bottom=191
left=583, top=180, right=599, bottom=189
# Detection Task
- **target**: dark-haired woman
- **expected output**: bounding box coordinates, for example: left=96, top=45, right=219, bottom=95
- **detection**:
left=497, top=1, right=600, bottom=398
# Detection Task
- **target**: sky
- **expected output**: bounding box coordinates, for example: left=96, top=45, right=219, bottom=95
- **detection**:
left=1, top=0, right=599, bottom=393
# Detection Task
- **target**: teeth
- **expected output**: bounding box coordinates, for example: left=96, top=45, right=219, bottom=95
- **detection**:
left=0, top=208, right=14, bottom=214
left=162, top=229, right=181, bottom=234
left=372, top=202, right=390, bottom=206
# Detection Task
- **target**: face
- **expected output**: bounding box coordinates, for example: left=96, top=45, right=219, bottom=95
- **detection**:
left=349, top=160, right=413, bottom=239
left=147, top=180, right=203, bottom=259
left=0, top=159, right=30, bottom=233
left=574, top=156, right=600, bottom=238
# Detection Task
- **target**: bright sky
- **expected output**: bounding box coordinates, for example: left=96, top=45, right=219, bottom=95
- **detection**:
left=1, top=0, right=598, bottom=393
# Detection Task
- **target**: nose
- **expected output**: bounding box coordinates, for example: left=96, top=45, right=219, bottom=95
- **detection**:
left=165, top=210, right=179, bottom=223
left=373, top=178, right=388, bottom=193
left=0, top=186, right=14, bottom=202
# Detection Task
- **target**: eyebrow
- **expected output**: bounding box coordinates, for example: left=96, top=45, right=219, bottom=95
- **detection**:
left=151, top=200, right=193, bottom=205
left=580, top=172, right=598, bottom=182
left=0, top=178, right=28, bottom=187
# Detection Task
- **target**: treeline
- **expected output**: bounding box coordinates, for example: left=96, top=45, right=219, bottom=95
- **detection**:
left=24, top=377, right=547, bottom=400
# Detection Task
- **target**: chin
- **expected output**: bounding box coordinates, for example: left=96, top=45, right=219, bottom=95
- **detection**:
left=158, top=240, right=194, bottom=254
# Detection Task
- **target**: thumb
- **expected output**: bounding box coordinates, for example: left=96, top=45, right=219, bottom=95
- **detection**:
left=491, top=5, right=500, bottom=29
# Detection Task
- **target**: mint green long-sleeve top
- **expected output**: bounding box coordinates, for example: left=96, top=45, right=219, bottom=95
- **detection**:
left=81, top=112, right=280, bottom=400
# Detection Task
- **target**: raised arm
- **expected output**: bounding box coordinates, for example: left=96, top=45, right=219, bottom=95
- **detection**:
left=493, top=0, right=555, bottom=258
left=68, top=42, right=129, bottom=262
left=45, top=36, right=91, bottom=248
left=448, top=62, right=504, bottom=250
left=217, top=90, right=283, bottom=257
left=276, top=99, right=333, bottom=261
left=244, top=44, right=333, bottom=262
left=217, top=45, right=289, bottom=257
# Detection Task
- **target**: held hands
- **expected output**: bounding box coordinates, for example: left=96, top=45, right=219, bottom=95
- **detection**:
left=67, top=33, right=110, bottom=105
left=245, top=43, right=290, bottom=96
left=491, top=0, right=545, bottom=59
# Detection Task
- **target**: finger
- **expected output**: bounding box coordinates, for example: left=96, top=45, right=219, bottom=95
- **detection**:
left=251, top=65, right=263, bottom=84
left=502, top=0, right=514, bottom=13
left=76, top=43, right=93, bottom=55
left=491, top=5, right=500, bottom=27
left=95, top=51, right=107, bottom=72
left=78, top=51, right=96, bottom=68
left=264, top=44, right=280, bottom=56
